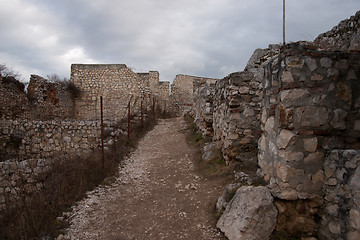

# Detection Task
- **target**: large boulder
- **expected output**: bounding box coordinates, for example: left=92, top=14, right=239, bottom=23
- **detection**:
left=217, top=186, right=277, bottom=240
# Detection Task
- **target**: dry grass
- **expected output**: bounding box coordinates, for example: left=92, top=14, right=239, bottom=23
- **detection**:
left=0, top=116, right=157, bottom=240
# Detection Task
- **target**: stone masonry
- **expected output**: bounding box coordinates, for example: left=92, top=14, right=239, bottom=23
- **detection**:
left=71, top=64, right=170, bottom=121
left=71, top=64, right=146, bottom=121
left=211, top=45, right=280, bottom=164
left=171, top=74, right=218, bottom=115
left=259, top=42, right=360, bottom=200
left=193, top=78, right=217, bottom=137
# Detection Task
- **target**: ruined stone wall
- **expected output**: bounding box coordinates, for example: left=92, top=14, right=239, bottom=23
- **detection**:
left=314, top=10, right=360, bottom=52
left=158, top=81, right=170, bottom=112
left=259, top=42, right=360, bottom=201
left=27, top=75, right=76, bottom=120
left=212, top=72, right=262, bottom=164
left=193, top=78, right=216, bottom=137
left=320, top=150, right=360, bottom=240
left=0, top=76, right=30, bottom=120
left=0, top=75, right=76, bottom=121
left=0, top=119, right=120, bottom=210
left=171, top=74, right=218, bottom=115
left=0, top=119, right=118, bottom=161
left=211, top=45, right=280, bottom=164
left=70, top=64, right=147, bottom=121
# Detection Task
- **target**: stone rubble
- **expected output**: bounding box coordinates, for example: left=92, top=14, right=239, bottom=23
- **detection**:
left=217, top=186, right=277, bottom=240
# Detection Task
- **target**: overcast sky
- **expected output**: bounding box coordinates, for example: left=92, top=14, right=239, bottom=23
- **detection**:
left=0, top=0, right=359, bottom=82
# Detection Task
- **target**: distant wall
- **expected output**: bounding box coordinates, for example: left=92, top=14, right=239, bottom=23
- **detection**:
left=71, top=64, right=147, bottom=121
left=171, top=74, right=218, bottom=115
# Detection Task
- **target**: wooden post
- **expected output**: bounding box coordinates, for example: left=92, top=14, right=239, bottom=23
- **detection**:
left=100, top=96, right=104, bottom=172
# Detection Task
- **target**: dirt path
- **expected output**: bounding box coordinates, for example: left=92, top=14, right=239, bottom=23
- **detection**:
left=63, top=117, right=226, bottom=240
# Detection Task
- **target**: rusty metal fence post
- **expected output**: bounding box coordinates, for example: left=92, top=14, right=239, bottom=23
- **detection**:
left=100, top=96, right=105, bottom=172
left=141, top=100, right=143, bottom=128
left=127, top=100, right=131, bottom=140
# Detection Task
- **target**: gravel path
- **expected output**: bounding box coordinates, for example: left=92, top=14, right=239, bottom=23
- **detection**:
left=63, top=117, right=226, bottom=240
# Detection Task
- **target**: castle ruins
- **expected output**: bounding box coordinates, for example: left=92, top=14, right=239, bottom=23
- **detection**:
left=1, top=10, right=360, bottom=240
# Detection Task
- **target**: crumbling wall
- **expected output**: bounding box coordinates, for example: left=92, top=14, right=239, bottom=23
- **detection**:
left=212, top=72, right=261, bottom=164
left=211, top=45, right=280, bottom=164
left=27, top=75, right=77, bottom=120
left=193, top=78, right=216, bottom=137
left=314, top=11, right=360, bottom=52
left=0, top=75, right=76, bottom=120
left=0, top=76, right=30, bottom=120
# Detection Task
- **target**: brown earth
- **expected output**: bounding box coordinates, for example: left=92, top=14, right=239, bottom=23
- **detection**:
left=62, top=117, right=228, bottom=240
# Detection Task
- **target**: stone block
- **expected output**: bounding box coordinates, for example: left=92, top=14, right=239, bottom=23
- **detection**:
left=296, top=106, right=328, bottom=127
left=303, top=137, right=318, bottom=152
left=320, top=57, right=332, bottom=68
left=305, top=57, right=317, bottom=72
left=280, top=89, right=310, bottom=106
left=277, top=129, right=295, bottom=149
left=217, top=186, right=277, bottom=240
left=281, top=71, right=294, bottom=83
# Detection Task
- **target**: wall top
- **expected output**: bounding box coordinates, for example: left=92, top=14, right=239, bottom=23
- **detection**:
left=71, top=64, right=128, bottom=70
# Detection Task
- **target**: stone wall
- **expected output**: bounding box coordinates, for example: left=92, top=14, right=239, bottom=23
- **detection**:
left=158, top=81, right=170, bottom=112
left=193, top=78, right=217, bottom=137
left=320, top=150, right=360, bottom=240
left=212, top=72, right=260, bottom=164
left=0, top=119, right=120, bottom=210
left=171, top=74, right=218, bottom=115
left=27, top=75, right=77, bottom=120
left=0, top=119, right=118, bottom=161
left=314, top=11, right=360, bottom=52
left=259, top=42, right=360, bottom=201
left=0, top=75, right=76, bottom=121
left=71, top=64, right=149, bottom=121
left=71, top=64, right=171, bottom=121
left=0, top=76, right=30, bottom=120
left=211, top=45, right=280, bottom=164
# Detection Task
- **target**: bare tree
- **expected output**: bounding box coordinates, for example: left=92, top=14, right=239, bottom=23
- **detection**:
left=46, top=73, right=69, bottom=83
left=0, top=64, right=22, bottom=79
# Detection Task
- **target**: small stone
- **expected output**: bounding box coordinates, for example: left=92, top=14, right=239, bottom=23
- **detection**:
left=303, top=137, right=318, bottom=152
left=320, top=57, right=332, bottom=68
left=281, top=71, right=294, bottom=83
left=349, top=209, right=360, bottom=230
left=331, top=109, right=347, bottom=130
left=277, top=129, right=295, bottom=149
left=311, top=73, right=323, bottom=81
left=305, top=57, right=317, bottom=72
left=326, top=178, right=337, bottom=186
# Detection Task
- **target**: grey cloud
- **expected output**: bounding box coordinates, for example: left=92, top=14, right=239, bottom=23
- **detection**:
left=1, top=0, right=359, bottom=82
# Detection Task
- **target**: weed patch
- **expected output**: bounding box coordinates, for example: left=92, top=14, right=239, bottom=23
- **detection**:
left=0, top=116, right=156, bottom=239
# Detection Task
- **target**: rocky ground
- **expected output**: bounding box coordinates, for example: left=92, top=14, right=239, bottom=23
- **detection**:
left=62, top=117, right=227, bottom=240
